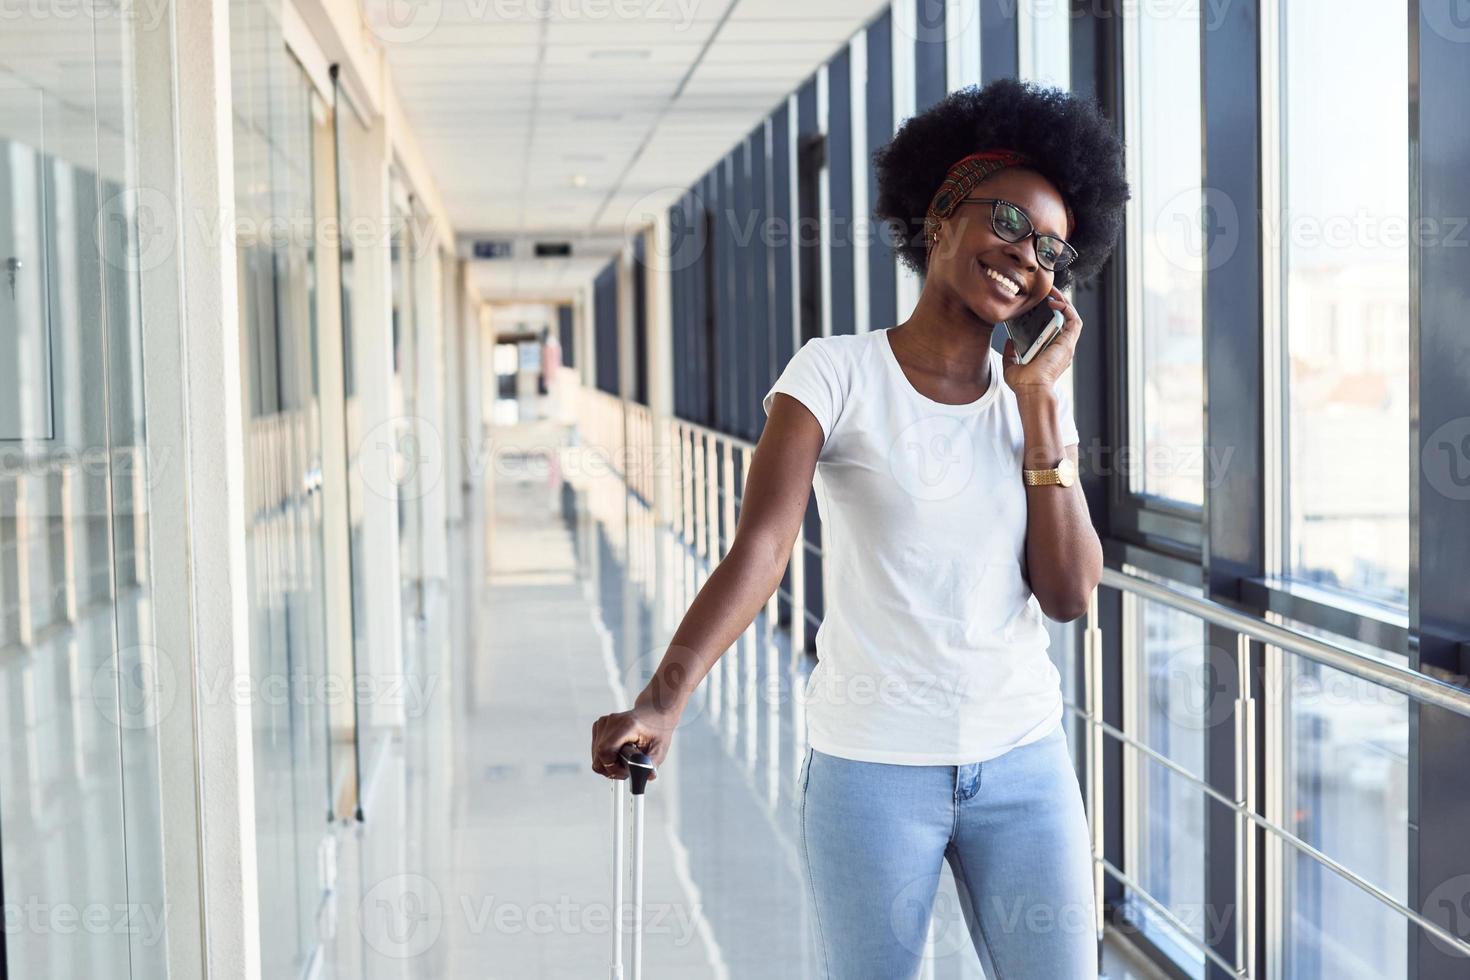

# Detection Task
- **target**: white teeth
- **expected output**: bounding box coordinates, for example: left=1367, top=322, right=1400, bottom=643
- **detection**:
left=984, top=265, right=1021, bottom=296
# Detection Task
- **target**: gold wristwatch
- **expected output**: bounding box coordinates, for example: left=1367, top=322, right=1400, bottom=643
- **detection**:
left=1023, top=457, right=1076, bottom=488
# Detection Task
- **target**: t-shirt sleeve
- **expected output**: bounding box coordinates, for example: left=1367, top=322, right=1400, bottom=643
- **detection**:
left=762, top=339, right=843, bottom=441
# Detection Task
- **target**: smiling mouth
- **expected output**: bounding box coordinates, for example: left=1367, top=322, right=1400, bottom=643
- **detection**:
left=980, top=262, right=1022, bottom=297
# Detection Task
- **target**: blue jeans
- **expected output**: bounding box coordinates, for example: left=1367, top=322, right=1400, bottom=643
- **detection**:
left=798, top=725, right=1097, bottom=979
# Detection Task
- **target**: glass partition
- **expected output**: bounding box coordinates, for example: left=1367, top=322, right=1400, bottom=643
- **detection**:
left=0, top=10, right=170, bottom=979
left=230, top=2, right=334, bottom=971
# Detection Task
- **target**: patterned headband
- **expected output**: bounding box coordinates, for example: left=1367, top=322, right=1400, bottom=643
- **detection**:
left=922, top=149, right=1074, bottom=249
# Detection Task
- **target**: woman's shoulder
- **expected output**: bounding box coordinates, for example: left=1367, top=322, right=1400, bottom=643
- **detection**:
left=794, top=329, right=886, bottom=376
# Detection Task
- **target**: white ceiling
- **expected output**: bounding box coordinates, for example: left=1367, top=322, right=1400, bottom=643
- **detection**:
left=363, top=0, right=890, bottom=301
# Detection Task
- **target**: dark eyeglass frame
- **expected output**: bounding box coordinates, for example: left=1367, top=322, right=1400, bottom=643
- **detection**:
left=959, top=197, right=1079, bottom=274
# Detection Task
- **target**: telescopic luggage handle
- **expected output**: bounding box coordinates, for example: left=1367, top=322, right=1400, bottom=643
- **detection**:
left=620, top=743, right=655, bottom=793
left=611, top=743, right=656, bottom=980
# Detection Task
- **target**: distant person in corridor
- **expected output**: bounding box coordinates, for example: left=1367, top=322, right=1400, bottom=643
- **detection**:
left=593, top=77, right=1131, bottom=979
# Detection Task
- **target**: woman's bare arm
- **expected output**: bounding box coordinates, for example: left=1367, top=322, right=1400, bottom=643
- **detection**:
left=1004, top=287, right=1103, bottom=621
left=1017, top=400, right=1102, bottom=621
left=591, top=393, right=824, bottom=778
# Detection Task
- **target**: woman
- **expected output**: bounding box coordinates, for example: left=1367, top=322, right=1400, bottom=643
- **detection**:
left=592, top=78, right=1130, bottom=979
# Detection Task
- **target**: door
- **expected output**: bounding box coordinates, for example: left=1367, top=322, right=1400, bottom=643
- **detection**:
left=232, top=34, right=335, bottom=977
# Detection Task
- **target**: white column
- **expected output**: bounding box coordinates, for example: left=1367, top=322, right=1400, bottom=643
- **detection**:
left=892, top=0, right=923, bottom=322
left=134, top=0, right=260, bottom=975
left=949, top=0, right=980, bottom=90
left=817, top=64, right=833, bottom=338
left=851, top=32, right=871, bottom=334
left=354, top=111, right=406, bottom=752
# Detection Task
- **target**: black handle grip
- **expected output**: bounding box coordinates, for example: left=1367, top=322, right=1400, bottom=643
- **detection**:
left=619, top=743, right=655, bottom=796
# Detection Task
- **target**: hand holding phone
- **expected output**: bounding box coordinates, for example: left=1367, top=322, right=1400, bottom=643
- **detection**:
left=1001, top=300, right=1065, bottom=365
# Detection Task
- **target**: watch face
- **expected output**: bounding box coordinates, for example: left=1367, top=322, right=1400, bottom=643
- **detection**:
left=1057, top=457, right=1077, bottom=487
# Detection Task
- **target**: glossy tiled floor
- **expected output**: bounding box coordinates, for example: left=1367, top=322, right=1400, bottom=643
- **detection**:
left=327, top=417, right=1172, bottom=980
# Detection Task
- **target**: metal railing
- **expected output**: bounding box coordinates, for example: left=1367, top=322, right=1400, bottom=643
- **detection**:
left=572, top=392, right=1470, bottom=975
left=1080, top=568, right=1470, bottom=974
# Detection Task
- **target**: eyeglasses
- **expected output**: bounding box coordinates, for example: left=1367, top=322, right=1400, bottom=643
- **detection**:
left=960, top=197, right=1078, bottom=274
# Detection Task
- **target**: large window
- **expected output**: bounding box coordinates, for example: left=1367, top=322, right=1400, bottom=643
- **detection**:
left=1275, top=650, right=1409, bottom=977
left=1123, top=0, right=1205, bottom=509
left=1280, top=0, right=1409, bottom=607
left=1126, top=595, right=1209, bottom=974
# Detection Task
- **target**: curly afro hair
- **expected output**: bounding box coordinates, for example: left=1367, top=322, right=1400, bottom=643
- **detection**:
left=873, top=78, right=1130, bottom=289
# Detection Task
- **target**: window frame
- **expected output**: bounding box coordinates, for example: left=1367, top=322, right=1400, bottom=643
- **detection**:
left=1109, top=0, right=1207, bottom=560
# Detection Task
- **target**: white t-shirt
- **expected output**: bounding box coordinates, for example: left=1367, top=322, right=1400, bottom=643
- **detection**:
left=762, top=327, right=1079, bottom=765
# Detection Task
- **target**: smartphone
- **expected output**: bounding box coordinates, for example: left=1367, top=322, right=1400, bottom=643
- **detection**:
left=1001, top=300, right=1064, bottom=365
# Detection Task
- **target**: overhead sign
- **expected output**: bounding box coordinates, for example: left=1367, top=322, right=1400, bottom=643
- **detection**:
left=472, top=240, right=514, bottom=259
